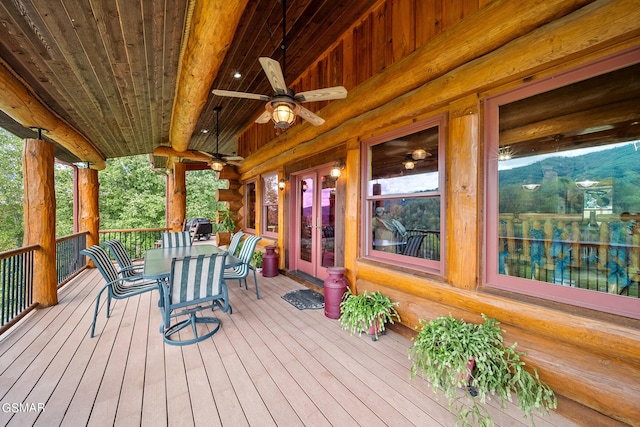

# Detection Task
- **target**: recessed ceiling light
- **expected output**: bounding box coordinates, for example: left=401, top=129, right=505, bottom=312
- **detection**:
left=201, top=129, right=209, bottom=134
left=233, top=71, right=242, bottom=79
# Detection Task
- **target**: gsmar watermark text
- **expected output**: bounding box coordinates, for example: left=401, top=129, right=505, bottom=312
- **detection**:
left=2, top=402, right=45, bottom=413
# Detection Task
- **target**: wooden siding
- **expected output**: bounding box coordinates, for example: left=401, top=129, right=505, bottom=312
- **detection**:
left=0, top=268, right=581, bottom=427
left=238, top=0, right=488, bottom=158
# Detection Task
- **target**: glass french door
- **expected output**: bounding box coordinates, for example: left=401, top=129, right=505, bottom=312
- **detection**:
left=293, top=167, right=336, bottom=281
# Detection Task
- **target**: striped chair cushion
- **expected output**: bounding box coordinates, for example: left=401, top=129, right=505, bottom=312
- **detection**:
left=104, top=239, right=138, bottom=278
left=162, top=231, right=192, bottom=248
left=169, top=254, right=226, bottom=304
left=83, top=245, right=120, bottom=283
left=225, top=235, right=260, bottom=279
left=227, top=231, right=246, bottom=256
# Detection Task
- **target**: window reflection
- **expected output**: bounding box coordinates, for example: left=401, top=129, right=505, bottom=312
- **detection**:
left=490, top=58, right=640, bottom=313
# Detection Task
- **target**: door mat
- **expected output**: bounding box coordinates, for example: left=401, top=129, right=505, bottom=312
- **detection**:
left=282, top=289, right=325, bottom=310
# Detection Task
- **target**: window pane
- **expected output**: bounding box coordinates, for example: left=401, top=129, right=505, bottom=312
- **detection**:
left=263, top=174, right=278, bottom=205
left=372, top=197, right=441, bottom=260
left=369, top=126, right=439, bottom=196
left=265, top=205, right=278, bottom=233
left=246, top=181, right=256, bottom=230
left=494, top=61, right=640, bottom=303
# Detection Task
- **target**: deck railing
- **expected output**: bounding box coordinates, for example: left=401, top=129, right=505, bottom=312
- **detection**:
left=99, top=228, right=168, bottom=259
left=0, top=228, right=167, bottom=334
left=56, top=232, right=88, bottom=286
left=0, top=245, right=36, bottom=328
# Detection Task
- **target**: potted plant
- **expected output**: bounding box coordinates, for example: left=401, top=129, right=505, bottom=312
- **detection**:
left=251, top=250, right=264, bottom=273
left=408, top=314, right=556, bottom=427
left=215, top=207, right=236, bottom=246
left=339, top=288, right=400, bottom=341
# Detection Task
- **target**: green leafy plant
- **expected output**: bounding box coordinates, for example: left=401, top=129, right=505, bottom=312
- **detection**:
left=251, top=250, right=264, bottom=268
left=408, top=314, right=556, bottom=427
left=339, top=289, right=400, bottom=340
left=216, top=207, right=236, bottom=233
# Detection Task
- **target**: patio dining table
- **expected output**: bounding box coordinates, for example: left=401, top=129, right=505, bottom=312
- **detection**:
left=143, top=244, right=242, bottom=280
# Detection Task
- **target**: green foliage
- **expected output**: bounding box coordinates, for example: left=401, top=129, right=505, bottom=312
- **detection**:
left=55, top=164, right=74, bottom=237
left=99, top=155, right=167, bottom=229
left=251, top=251, right=264, bottom=268
left=0, top=129, right=24, bottom=250
left=216, top=207, right=236, bottom=232
left=339, top=289, right=400, bottom=339
left=186, top=169, right=227, bottom=220
left=409, top=314, right=556, bottom=427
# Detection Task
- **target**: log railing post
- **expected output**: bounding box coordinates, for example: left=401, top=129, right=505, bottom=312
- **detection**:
left=23, top=138, right=57, bottom=307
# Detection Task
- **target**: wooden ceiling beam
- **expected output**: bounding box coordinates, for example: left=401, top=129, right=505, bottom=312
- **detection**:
left=169, top=0, right=249, bottom=153
left=0, top=63, right=106, bottom=170
left=154, top=145, right=211, bottom=162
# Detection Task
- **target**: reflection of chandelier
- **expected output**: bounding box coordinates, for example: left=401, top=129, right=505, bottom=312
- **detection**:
left=498, top=146, right=512, bottom=161
left=522, top=176, right=540, bottom=191
left=301, top=180, right=308, bottom=192
left=575, top=179, right=599, bottom=189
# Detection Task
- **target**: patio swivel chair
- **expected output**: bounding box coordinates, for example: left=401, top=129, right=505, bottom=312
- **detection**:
left=103, top=239, right=143, bottom=282
left=80, top=245, right=158, bottom=338
left=161, top=231, right=192, bottom=248
left=224, top=235, right=262, bottom=299
left=161, top=253, right=232, bottom=345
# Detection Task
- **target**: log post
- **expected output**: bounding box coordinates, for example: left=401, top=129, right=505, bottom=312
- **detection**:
left=23, top=138, right=57, bottom=307
left=343, top=138, right=361, bottom=292
left=168, top=162, right=187, bottom=231
left=446, top=95, right=479, bottom=290
left=78, top=167, right=100, bottom=250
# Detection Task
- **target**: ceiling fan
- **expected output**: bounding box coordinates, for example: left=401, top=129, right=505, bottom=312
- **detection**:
left=211, top=0, right=347, bottom=129
left=199, top=106, right=243, bottom=172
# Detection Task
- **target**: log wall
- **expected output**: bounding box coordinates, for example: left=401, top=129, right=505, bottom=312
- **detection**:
left=235, top=0, right=640, bottom=423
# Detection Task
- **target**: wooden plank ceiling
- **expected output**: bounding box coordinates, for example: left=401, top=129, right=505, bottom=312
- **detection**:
left=0, top=0, right=379, bottom=166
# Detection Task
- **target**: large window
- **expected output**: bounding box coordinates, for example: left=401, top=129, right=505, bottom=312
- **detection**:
left=363, top=115, right=445, bottom=274
left=485, top=48, right=640, bottom=319
left=262, top=173, right=278, bottom=236
left=244, top=180, right=256, bottom=232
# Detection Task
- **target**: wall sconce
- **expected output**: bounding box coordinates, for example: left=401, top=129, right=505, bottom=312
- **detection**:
left=278, top=178, right=287, bottom=190
left=330, top=162, right=344, bottom=178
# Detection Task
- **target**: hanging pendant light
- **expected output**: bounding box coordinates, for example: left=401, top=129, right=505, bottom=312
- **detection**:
left=209, top=106, right=226, bottom=172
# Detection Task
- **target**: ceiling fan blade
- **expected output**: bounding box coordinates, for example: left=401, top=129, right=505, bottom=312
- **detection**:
left=212, top=89, right=270, bottom=101
left=259, top=57, right=287, bottom=94
left=223, top=155, right=244, bottom=161
left=255, top=109, right=272, bottom=124
left=297, top=105, right=325, bottom=126
left=295, top=86, right=348, bottom=103
left=226, top=161, right=243, bottom=166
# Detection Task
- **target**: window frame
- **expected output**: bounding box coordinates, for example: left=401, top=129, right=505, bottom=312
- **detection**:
left=361, top=114, right=447, bottom=275
left=244, top=179, right=257, bottom=233
left=261, top=172, right=279, bottom=238
left=483, top=47, right=640, bottom=319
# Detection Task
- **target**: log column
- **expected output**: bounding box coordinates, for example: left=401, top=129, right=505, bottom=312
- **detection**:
left=343, top=138, right=361, bottom=291
left=23, top=138, right=57, bottom=307
left=168, top=162, right=187, bottom=231
left=78, top=167, right=100, bottom=251
left=446, top=95, right=479, bottom=290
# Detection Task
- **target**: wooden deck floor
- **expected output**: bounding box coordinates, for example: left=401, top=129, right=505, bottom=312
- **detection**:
left=0, top=267, right=579, bottom=427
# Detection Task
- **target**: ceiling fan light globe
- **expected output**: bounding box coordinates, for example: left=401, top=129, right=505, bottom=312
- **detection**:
left=210, top=160, right=225, bottom=172
left=272, top=102, right=296, bottom=129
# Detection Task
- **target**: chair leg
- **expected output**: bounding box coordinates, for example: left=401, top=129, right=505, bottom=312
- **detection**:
left=90, top=287, right=108, bottom=338
left=253, top=269, right=260, bottom=299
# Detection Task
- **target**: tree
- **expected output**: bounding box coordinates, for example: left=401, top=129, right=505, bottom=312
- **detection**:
left=0, top=129, right=24, bottom=250
left=55, top=163, right=74, bottom=237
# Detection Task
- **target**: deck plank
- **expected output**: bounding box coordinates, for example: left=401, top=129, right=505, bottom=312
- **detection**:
left=0, top=268, right=580, bottom=427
